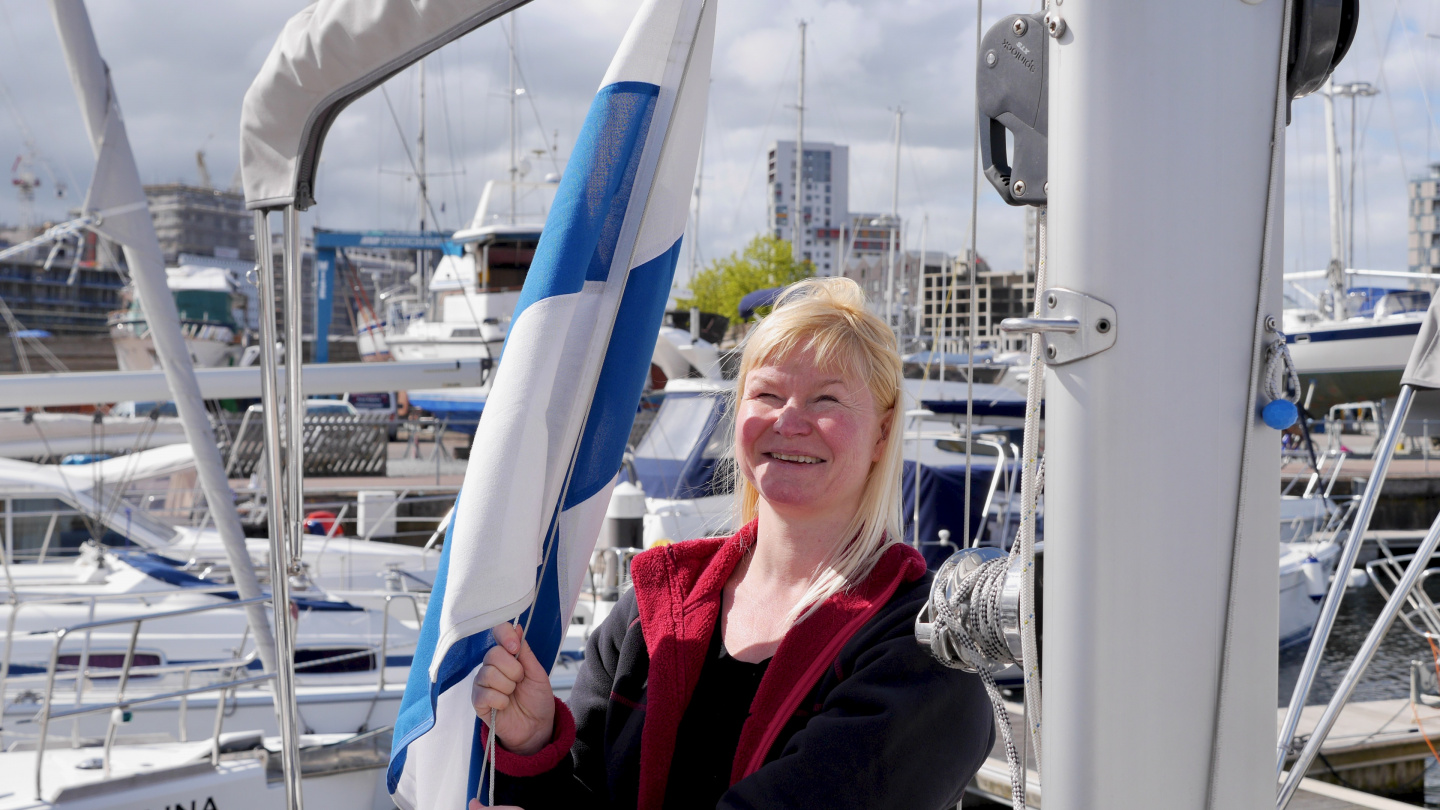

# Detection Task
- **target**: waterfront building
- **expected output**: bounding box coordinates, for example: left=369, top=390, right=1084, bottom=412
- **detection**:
left=921, top=253, right=1035, bottom=353
left=767, top=140, right=850, bottom=275
left=1409, top=164, right=1440, bottom=275
left=143, top=184, right=255, bottom=264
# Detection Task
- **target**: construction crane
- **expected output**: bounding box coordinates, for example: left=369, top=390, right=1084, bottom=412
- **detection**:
left=196, top=149, right=213, bottom=189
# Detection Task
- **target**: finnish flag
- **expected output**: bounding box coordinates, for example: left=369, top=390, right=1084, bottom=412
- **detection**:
left=388, top=1, right=716, bottom=806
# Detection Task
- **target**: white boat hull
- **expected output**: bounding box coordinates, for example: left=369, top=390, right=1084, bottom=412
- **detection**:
left=110, top=329, right=239, bottom=372
left=1286, top=316, right=1422, bottom=408
left=0, top=735, right=389, bottom=810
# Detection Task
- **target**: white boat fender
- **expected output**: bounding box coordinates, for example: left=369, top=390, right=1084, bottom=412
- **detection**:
left=1301, top=555, right=1327, bottom=603
left=1344, top=568, right=1368, bottom=590
left=601, top=480, right=647, bottom=549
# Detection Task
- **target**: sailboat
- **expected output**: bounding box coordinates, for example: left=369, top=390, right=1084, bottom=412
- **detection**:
left=238, top=0, right=1373, bottom=808
left=1281, top=78, right=1434, bottom=411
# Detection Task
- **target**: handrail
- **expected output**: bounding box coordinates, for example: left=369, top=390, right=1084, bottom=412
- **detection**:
left=973, top=437, right=1009, bottom=549
left=40, top=593, right=270, bottom=636
left=2, top=585, right=253, bottom=735
left=1366, top=555, right=1440, bottom=640
left=379, top=592, right=426, bottom=692
left=31, top=594, right=273, bottom=799
left=43, top=672, right=274, bottom=722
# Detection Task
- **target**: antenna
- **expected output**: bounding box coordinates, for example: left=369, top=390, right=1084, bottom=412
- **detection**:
left=885, top=107, right=903, bottom=331
left=792, top=20, right=805, bottom=264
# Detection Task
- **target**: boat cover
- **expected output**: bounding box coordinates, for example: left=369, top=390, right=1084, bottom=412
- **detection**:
left=240, top=0, right=530, bottom=210
left=901, top=459, right=1012, bottom=569
left=1402, top=292, right=1440, bottom=390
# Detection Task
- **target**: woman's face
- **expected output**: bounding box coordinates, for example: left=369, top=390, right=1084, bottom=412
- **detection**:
left=736, top=348, right=889, bottom=523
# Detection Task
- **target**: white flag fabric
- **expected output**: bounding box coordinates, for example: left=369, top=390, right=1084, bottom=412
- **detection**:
left=388, top=1, right=716, bottom=807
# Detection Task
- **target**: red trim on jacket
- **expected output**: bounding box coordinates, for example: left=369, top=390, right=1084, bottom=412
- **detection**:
left=486, top=697, right=577, bottom=777
left=628, top=521, right=927, bottom=810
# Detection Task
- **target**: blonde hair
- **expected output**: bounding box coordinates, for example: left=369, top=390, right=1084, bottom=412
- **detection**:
left=731, top=277, right=905, bottom=624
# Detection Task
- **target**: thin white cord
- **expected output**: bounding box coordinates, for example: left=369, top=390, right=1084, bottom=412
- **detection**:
left=962, top=0, right=985, bottom=548
left=1017, top=208, right=1046, bottom=776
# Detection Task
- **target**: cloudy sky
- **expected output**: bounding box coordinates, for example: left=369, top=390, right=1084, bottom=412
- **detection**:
left=0, top=0, right=1436, bottom=286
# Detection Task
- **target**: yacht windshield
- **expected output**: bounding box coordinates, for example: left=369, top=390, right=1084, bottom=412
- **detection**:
left=3, top=494, right=177, bottom=561
left=634, top=395, right=716, bottom=461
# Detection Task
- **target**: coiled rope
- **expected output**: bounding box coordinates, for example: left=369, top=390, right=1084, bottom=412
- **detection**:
left=929, top=553, right=1024, bottom=806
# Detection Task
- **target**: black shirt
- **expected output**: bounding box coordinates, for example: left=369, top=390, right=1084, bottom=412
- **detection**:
left=663, top=614, right=771, bottom=809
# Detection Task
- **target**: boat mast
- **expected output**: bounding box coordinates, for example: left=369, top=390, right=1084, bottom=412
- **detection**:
left=915, top=213, right=927, bottom=344
left=885, top=107, right=902, bottom=331
left=418, top=58, right=429, bottom=295
left=1322, top=77, right=1346, bottom=314
left=793, top=21, right=805, bottom=264
left=1327, top=81, right=1378, bottom=280
left=47, top=0, right=280, bottom=677
left=689, top=127, right=704, bottom=279
left=508, top=14, right=519, bottom=226
left=1044, top=2, right=1284, bottom=806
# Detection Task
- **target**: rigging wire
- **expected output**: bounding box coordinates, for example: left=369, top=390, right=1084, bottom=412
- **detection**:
left=379, top=82, right=445, bottom=231
left=436, top=49, right=467, bottom=232
left=962, top=0, right=983, bottom=551
left=1394, top=0, right=1439, bottom=164
left=727, top=45, right=795, bottom=239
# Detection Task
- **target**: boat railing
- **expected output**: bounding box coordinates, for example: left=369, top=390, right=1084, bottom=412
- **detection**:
left=0, top=585, right=257, bottom=719
left=588, top=547, right=644, bottom=601
left=377, top=592, right=424, bottom=692
left=1364, top=552, right=1440, bottom=640
left=25, top=594, right=277, bottom=799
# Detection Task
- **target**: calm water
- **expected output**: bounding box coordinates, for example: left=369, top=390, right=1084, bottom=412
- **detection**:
left=1281, top=582, right=1440, bottom=806
left=1279, top=582, right=1439, bottom=707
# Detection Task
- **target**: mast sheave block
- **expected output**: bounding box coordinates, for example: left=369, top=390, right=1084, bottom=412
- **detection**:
left=978, top=13, right=1048, bottom=207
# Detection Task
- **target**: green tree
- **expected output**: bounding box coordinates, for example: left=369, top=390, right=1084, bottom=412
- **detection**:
left=676, top=235, right=813, bottom=323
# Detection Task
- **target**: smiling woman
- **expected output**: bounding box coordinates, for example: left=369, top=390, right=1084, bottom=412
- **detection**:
left=730, top=277, right=907, bottom=626
left=471, top=278, right=994, bottom=810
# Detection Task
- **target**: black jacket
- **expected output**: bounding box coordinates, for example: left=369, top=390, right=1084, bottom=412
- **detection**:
left=490, top=525, right=995, bottom=809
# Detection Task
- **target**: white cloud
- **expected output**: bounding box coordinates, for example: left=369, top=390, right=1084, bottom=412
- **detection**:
left=0, top=0, right=1432, bottom=289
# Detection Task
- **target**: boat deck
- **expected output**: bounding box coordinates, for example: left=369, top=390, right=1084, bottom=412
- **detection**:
left=963, top=701, right=1426, bottom=808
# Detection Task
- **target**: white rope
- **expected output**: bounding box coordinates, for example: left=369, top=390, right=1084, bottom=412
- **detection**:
left=1264, top=330, right=1300, bottom=405
left=1017, top=209, right=1046, bottom=777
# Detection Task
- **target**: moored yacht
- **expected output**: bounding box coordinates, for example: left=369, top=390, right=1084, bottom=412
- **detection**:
left=108, top=264, right=253, bottom=371
left=384, top=179, right=555, bottom=364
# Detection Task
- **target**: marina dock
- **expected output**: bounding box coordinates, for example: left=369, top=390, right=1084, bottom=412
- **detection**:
left=964, top=702, right=1432, bottom=808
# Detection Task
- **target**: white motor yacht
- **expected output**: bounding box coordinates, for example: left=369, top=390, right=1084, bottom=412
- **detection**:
left=385, top=180, right=555, bottom=366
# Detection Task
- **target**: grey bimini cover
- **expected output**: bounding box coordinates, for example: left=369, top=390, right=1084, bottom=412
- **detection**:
left=1401, top=294, right=1440, bottom=390
left=240, top=0, right=530, bottom=211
